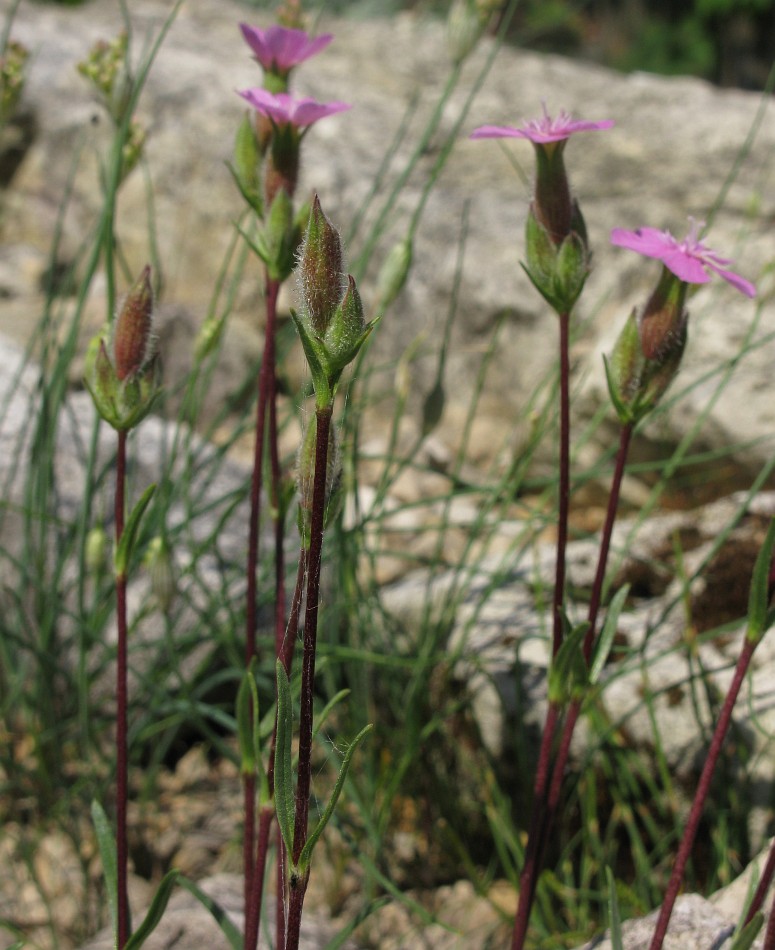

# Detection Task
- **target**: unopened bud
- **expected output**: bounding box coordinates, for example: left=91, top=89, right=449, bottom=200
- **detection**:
left=376, top=237, right=413, bottom=310
left=324, top=276, right=365, bottom=361
left=447, top=0, right=485, bottom=63
left=0, top=40, right=29, bottom=124
left=144, top=536, right=176, bottom=612
left=299, top=195, right=345, bottom=333
left=85, top=525, right=108, bottom=574
left=114, top=265, right=154, bottom=380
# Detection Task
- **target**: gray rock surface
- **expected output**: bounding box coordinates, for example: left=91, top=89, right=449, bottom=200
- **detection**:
left=4, top=0, right=774, bottom=482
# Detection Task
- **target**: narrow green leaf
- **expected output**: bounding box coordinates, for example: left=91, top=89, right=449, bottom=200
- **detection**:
left=91, top=798, right=119, bottom=942
left=298, top=723, right=373, bottom=872
left=114, top=483, right=156, bottom=578
left=125, top=869, right=180, bottom=950
left=547, top=621, right=589, bottom=706
left=176, top=876, right=242, bottom=950
left=590, top=585, right=630, bottom=685
left=729, top=912, right=764, bottom=950
left=606, top=867, right=624, bottom=950
left=274, top=660, right=296, bottom=857
left=746, top=517, right=775, bottom=643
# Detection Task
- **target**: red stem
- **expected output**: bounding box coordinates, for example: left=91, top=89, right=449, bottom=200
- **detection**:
left=285, top=404, right=333, bottom=950
left=511, top=311, right=572, bottom=948
left=553, top=310, right=571, bottom=658
left=649, top=637, right=758, bottom=950
left=243, top=275, right=281, bottom=944
left=744, top=835, right=775, bottom=926
left=115, top=429, right=129, bottom=949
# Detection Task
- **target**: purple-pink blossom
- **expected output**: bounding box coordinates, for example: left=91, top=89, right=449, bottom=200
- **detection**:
left=239, top=23, right=333, bottom=73
left=610, top=221, right=756, bottom=298
left=470, top=105, right=614, bottom=144
left=237, top=88, right=351, bottom=129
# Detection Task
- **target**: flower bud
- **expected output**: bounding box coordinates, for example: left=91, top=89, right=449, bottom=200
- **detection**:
left=299, top=195, right=345, bottom=334
left=85, top=525, right=108, bottom=574
left=324, top=276, right=365, bottom=362
left=376, top=237, right=413, bottom=310
left=143, top=535, right=176, bottom=612
left=84, top=266, right=161, bottom=431
left=263, top=186, right=297, bottom=282
left=447, top=0, right=485, bottom=63
left=606, top=272, right=688, bottom=425
left=114, top=265, right=154, bottom=381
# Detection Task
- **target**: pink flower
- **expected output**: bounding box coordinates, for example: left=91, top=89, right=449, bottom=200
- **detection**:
left=237, top=88, right=351, bottom=129
left=470, top=105, right=614, bottom=144
left=239, top=23, right=333, bottom=73
left=610, top=221, right=756, bottom=298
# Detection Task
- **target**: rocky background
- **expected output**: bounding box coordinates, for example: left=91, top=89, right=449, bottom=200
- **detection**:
left=2, top=0, right=775, bottom=947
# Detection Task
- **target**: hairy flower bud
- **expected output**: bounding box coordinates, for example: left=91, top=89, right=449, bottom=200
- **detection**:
left=84, top=266, right=161, bottom=431
left=299, top=195, right=345, bottom=333
left=114, top=265, right=154, bottom=380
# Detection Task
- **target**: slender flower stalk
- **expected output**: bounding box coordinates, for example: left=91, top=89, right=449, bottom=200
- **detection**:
left=235, top=21, right=347, bottom=940
left=648, top=636, right=761, bottom=949
left=470, top=108, right=614, bottom=948
left=83, top=266, right=159, bottom=950
left=285, top=403, right=334, bottom=950
left=114, top=429, right=129, bottom=949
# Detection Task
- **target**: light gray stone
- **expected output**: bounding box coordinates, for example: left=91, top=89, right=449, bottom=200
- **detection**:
left=4, top=0, right=774, bottom=484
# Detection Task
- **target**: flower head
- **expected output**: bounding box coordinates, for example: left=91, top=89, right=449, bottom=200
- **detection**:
left=470, top=105, right=614, bottom=145
left=610, top=220, right=756, bottom=298
left=237, top=88, right=351, bottom=130
left=239, top=23, right=333, bottom=74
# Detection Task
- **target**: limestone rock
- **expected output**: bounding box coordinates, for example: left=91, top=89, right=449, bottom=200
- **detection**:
left=4, top=0, right=774, bottom=486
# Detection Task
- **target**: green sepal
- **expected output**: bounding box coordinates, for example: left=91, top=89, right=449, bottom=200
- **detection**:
left=84, top=337, right=161, bottom=432
left=291, top=308, right=332, bottom=408
left=114, top=483, right=156, bottom=580
left=298, top=722, right=373, bottom=873
left=125, top=869, right=180, bottom=949
left=523, top=211, right=589, bottom=315
left=547, top=619, right=590, bottom=706
left=263, top=187, right=298, bottom=283
left=590, top=585, right=630, bottom=686
left=231, top=113, right=262, bottom=216
left=603, top=354, right=635, bottom=426
left=274, top=660, right=296, bottom=859
left=746, top=518, right=775, bottom=644
left=91, top=799, right=119, bottom=942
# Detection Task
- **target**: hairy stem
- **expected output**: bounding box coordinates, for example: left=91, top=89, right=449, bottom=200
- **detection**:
left=649, top=637, right=758, bottom=950
left=511, top=309, right=572, bottom=949
left=115, top=429, right=129, bottom=949
left=285, top=404, right=333, bottom=950
left=243, top=274, right=281, bottom=944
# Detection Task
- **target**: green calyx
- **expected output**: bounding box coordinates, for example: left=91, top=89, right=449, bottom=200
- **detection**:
left=523, top=205, right=590, bottom=315
left=84, top=335, right=160, bottom=431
